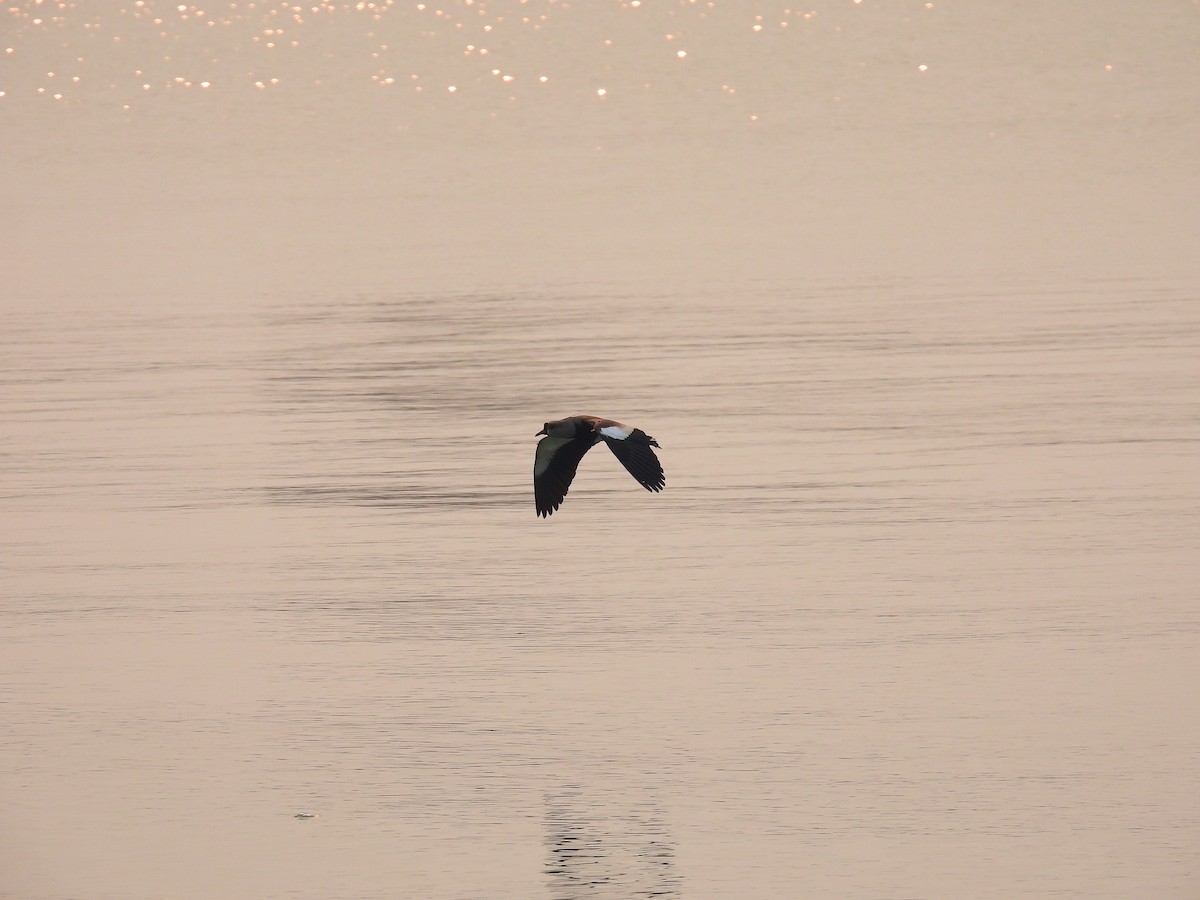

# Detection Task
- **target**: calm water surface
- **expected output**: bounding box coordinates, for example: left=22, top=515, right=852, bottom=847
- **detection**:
left=4, top=1, right=1200, bottom=897
left=4, top=282, right=1198, bottom=898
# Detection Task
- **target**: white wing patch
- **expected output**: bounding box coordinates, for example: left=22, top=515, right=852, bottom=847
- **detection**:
left=597, top=424, right=631, bottom=440
left=534, top=437, right=573, bottom=476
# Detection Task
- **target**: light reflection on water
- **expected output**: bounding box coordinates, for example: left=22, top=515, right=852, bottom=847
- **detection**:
left=3, top=280, right=1198, bottom=898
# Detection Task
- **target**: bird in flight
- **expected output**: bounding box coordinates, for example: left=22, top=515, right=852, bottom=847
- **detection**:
left=533, top=415, right=665, bottom=517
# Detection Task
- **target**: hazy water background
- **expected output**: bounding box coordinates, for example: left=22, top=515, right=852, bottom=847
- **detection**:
left=4, top=2, right=1200, bottom=898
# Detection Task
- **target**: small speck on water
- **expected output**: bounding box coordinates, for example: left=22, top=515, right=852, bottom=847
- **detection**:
left=293, top=812, right=318, bottom=819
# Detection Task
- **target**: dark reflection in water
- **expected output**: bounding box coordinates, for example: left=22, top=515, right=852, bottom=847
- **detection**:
left=259, top=484, right=519, bottom=509
left=544, top=785, right=681, bottom=899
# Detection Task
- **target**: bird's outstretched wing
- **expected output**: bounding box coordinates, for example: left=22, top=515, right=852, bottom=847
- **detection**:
left=534, top=436, right=596, bottom=517
left=602, top=432, right=665, bottom=493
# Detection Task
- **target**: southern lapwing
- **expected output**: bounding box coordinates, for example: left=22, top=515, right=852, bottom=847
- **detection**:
left=533, top=415, right=665, bottom=517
